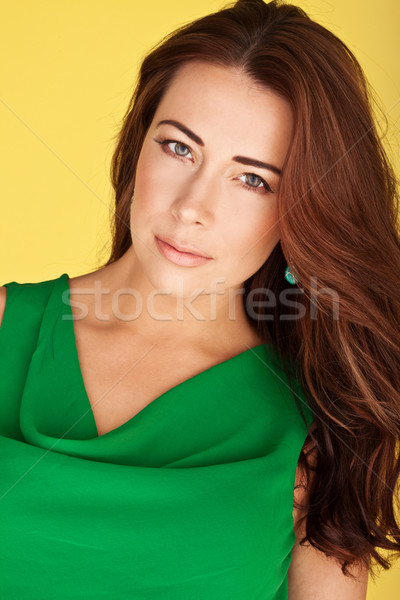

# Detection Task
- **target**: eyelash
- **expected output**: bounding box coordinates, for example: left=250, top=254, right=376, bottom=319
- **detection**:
left=153, top=137, right=274, bottom=194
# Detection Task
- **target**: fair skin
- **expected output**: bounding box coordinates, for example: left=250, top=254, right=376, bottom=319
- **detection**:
left=0, top=61, right=368, bottom=596
left=290, top=445, right=369, bottom=599
left=130, top=62, right=285, bottom=299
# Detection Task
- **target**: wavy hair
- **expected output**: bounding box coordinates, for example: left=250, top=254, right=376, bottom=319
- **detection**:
left=102, top=0, right=400, bottom=577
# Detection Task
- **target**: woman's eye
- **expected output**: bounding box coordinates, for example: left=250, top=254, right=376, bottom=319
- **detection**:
left=154, top=138, right=193, bottom=161
left=171, top=142, right=191, bottom=157
left=238, top=173, right=273, bottom=194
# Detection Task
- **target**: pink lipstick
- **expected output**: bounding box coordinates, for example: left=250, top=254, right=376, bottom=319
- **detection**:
left=155, top=236, right=213, bottom=267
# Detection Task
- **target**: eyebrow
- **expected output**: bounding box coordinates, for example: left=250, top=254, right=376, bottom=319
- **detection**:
left=156, top=119, right=282, bottom=176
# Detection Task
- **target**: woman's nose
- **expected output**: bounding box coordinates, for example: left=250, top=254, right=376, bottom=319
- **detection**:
left=170, top=180, right=216, bottom=228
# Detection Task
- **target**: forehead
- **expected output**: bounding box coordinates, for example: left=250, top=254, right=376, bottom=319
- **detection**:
left=153, top=61, right=293, bottom=160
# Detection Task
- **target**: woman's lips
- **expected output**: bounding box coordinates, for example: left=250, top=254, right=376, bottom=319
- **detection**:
left=155, top=236, right=213, bottom=267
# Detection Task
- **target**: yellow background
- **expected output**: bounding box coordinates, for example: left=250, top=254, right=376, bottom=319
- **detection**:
left=1, top=1, right=399, bottom=596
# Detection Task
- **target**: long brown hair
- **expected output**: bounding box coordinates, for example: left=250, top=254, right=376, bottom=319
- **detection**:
left=102, top=0, right=400, bottom=577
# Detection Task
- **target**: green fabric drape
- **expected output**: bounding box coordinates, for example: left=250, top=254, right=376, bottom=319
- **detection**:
left=0, top=273, right=312, bottom=599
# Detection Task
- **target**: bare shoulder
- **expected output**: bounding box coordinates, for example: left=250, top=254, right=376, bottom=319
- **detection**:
left=290, top=440, right=368, bottom=599
left=288, top=517, right=368, bottom=599
left=0, top=286, right=7, bottom=328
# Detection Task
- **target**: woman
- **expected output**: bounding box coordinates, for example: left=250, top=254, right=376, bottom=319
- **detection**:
left=1, top=0, right=399, bottom=598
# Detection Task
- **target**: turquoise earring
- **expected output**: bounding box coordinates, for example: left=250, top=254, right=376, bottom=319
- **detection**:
left=284, top=264, right=298, bottom=285
left=130, top=187, right=135, bottom=205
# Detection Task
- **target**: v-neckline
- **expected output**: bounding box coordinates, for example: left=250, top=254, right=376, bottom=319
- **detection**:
left=59, top=272, right=269, bottom=439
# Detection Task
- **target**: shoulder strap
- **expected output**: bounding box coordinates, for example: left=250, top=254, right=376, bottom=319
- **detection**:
left=0, top=275, right=65, bottom=439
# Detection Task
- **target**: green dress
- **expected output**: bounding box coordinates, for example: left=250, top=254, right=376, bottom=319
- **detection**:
left=0, top=272, right=313, bottom=599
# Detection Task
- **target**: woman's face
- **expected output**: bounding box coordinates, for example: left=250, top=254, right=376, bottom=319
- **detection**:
left=131, top=60, right=293, bottom=296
